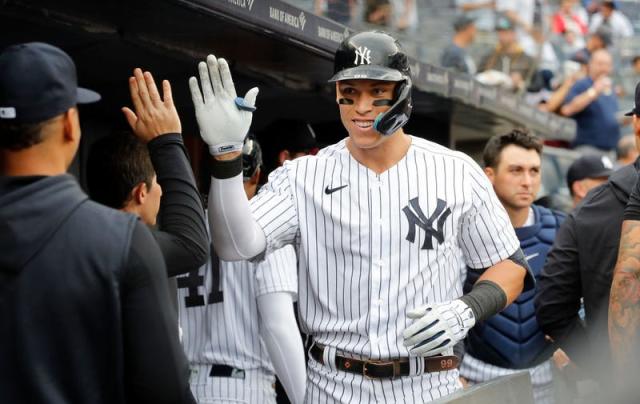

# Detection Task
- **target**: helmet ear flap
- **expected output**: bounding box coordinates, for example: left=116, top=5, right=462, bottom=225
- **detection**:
left=372, top=77, right=413, bottom=136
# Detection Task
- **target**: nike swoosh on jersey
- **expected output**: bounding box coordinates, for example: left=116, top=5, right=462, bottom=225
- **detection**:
left=525, top=253, right=539, bottom=261
left=325, top=184, right=348, bottom=195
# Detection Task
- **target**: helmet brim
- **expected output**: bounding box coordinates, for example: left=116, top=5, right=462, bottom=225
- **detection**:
left=328, top=65, right=406, bottom=83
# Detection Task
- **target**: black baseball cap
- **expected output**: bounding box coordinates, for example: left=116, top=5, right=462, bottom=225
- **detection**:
left=0, top=42, right=100, bottom=124
left=566, top=154, right=615, bottom=189
left=625, top=82, right=640, bottom=116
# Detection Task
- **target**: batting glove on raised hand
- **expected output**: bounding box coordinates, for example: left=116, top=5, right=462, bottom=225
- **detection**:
left=402, top=299, right=476, bottom=357
left=189, top=54, right=259, bottom=156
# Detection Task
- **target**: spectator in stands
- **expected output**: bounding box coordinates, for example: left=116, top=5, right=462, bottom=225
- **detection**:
left=441, top=15, right=478, bottom=74
left=553, top=0, right=588, bottom=49
left=541, top=61, right=586, bottom=113
left=314, top=0, right=354, bottom=24
left=561, top=49, right=621, bottom=156
left=553, top=0, right=588, bottom=37
left=365, top=0, right=391, bottom=26
left=617, top=134, right=639, bottom=166
left=478, top=14, right=535, bottom=91
left=571, top=27, right=612, bottom=64
left=589, top=0, right=633, bottom=44
left=455, top=0, right=495, bottom=32
left=390, top=0, right=417, bottom=31
left=566, top=154, right=614, bottom=206
left=0, top=42, right=193, bottom=404
left=536, top=91, right=640, bottom=393
left=495, top=0, right=535, bottom=47
left=460, top=129, right=564, bottom=404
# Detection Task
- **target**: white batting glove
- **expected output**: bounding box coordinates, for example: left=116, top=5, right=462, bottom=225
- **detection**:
left=189, top=54, right=259, bottom=156
left=402, top=299, right=476, bottom=357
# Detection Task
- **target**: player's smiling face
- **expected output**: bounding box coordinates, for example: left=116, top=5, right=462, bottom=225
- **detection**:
left=336, top=79, right=397, bottom=149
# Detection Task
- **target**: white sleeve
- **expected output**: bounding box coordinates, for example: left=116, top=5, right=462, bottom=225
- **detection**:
left=257, top=292, right=306, bottom=404
left=250, top=163, right=300, bottom=254
left=208, top=172, right=267, bottom=261
left=255, top=245, right=298, bottom=299
left=589, top=14, right=602, bottom=33
left=457, top=160, right=519, bottom=269
left=621, top=14, right=634, bottom=37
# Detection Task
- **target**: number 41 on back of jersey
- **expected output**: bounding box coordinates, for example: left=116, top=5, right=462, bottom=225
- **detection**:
left=177, top=244, right=223, bottom=307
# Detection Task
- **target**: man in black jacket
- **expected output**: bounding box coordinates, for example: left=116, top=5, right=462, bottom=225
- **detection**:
left=535, top=88, right=640, bottom=390
left=87, top=68, right=208, bottom=278
left=0, top=42, right=194, bottom=403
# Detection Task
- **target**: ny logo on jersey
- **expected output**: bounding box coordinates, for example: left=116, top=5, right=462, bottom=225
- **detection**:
left=402, top=197, right=451, bottom=250
left=353, top=46, right=371, bottom=65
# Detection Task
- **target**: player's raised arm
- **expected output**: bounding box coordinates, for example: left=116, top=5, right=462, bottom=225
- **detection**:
left=189, top=55, right=266, bottom=260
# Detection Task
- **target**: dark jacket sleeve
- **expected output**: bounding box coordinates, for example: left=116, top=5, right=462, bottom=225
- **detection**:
left=122, top=221, right=195, bottom=404
left=148, top=133, right=209, bottom=277
left=535, top=213, right=587, bottom=361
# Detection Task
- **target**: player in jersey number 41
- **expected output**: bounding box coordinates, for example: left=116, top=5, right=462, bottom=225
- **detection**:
left=189, top=30, right=534, bottom=403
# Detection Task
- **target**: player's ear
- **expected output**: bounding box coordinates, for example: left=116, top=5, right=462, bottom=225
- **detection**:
left=484, top=166, right=496, bottom=184
left=571, top=180, right=585, bottom=199
left=132, top=182, right=147, bottom=205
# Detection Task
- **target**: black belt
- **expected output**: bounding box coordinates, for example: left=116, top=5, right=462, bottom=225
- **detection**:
left=310, top=343, right=459, bottom=379
left=209, top=364, right=246, bottom=379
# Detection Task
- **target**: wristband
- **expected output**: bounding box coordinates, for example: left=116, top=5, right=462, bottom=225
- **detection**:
left=459, top=280, right=507, bottom=323
left=210, top=155, right=242, bottom=179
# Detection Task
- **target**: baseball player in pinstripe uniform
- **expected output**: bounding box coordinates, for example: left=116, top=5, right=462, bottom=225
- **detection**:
left=177, top=136, right=306, bottom=404
left=188, top=31, right=533, bottom=403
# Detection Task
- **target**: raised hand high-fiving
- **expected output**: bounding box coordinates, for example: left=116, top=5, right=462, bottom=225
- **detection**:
left=122, top=68, right=181, bottom=143
left=189, top=55, right=259, bottom=156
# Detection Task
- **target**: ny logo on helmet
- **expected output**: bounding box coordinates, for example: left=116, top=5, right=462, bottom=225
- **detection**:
left=403, top=197, right=451, bottom=250
left=354, top=46, right=371, bottom=65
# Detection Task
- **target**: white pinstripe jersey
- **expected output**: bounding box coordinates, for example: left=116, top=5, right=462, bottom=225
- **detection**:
left=177, top=243, right=298, bottom=372
left=250, top=136, right=519, bottom=365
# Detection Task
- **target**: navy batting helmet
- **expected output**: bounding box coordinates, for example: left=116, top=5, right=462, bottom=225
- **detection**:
left=242, top=134, right=262, bottom=181
left=329, top=31, right=412, bottom=136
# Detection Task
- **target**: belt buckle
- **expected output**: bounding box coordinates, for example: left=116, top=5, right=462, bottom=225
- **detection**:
left=363, top=360, right=399, bottom=379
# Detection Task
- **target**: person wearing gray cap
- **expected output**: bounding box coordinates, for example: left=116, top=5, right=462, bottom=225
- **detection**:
left=0, top=42, right=194, bottom=403
left=478, top=14, right=535, bottom=91
left=440, top=15, right=478, bottom=74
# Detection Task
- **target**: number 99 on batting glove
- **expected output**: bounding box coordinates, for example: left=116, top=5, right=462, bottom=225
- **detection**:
left=189, top=54, right=259, bottom=156
left=402, top=299, right=475, bottom=357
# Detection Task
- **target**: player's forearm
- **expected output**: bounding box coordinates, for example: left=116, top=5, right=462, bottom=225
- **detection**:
left=609, top=220, right=640, bottom=374
left=208, top=155, right=267, bottom=261
left=148, top=133, right=209, bottom=275
left=478, top=258, right=526, bottom=306
left=258, top=293, right=306, bottom=404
